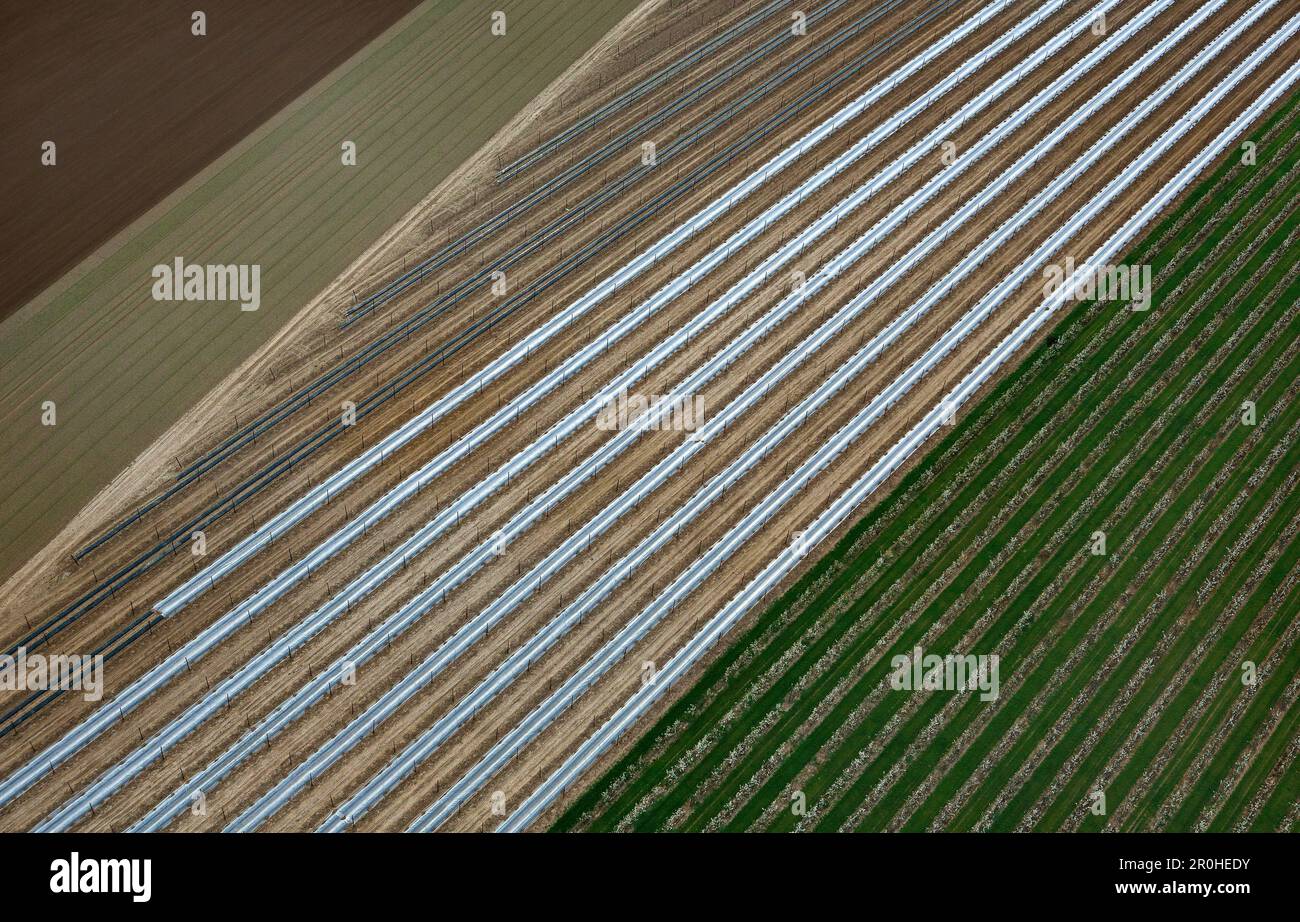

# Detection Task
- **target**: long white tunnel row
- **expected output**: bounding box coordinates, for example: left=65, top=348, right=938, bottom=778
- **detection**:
left=223, top=0, right=1135, bottom=835
left=498, top=18, right=1300, bottom=834
left=142, top=0, right=1132, bottom=833
left=0, top=0, right=1024, bottom=814
left=323, top=0, right=1223, bottom=834
left=13, top=0, right=1293, bottom=835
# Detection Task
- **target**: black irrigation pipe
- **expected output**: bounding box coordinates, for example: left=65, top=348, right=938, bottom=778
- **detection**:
left=337, top=0, right=793, bottom=329
left=163, top=10, right=792, bottom=487
left=497, top=0, right=792, bottom=182
left=75, top=0, right=927, bottom=564
left=344, top=0, right=871, bottom=326
left=74, top=165, right=656, bottom=563
left=343, top=0, right=879, bottom=326
left=347, top=0, right=857, bottom=323
left=41, top=165, right=722, bottom=662
left=0, top=610, right=162, bottom=740
left=40, top=0, right=961, bottom=665
left=172, top=14, right=806, bottom=489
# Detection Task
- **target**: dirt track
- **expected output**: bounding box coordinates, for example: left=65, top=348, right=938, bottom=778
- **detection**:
left=1, top=0, right=1293, bottom=833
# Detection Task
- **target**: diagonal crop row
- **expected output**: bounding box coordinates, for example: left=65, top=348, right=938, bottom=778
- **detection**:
left=561, top=79, right=1300, bottom=832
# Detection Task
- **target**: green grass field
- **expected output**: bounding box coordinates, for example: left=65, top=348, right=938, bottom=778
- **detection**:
left=554, top=89, right=1300, bottom=834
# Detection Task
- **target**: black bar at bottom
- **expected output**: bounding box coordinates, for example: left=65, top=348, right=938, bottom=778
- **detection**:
left=0, top=832, right=1286, bottom=910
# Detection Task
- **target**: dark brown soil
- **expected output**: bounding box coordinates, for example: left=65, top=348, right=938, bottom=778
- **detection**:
left=0, top=0, right=420, bottom=319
